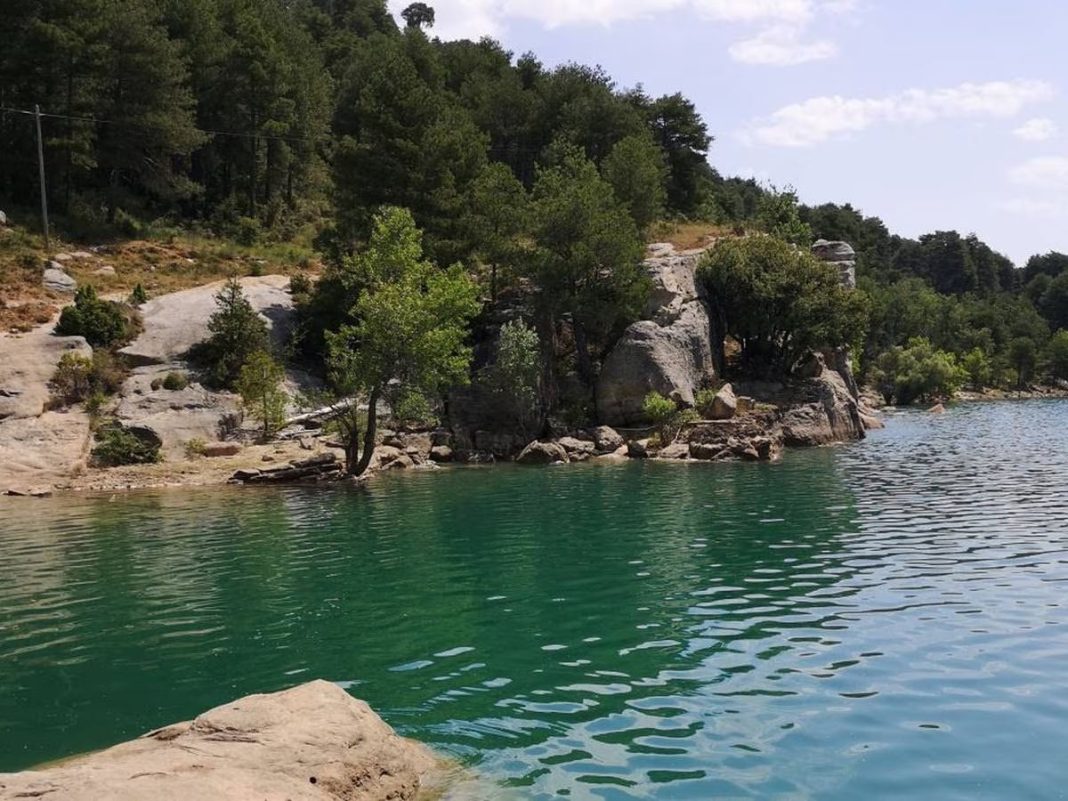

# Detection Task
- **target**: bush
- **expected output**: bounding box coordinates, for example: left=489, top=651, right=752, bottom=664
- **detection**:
left=161, top=371, right=189, bottom=391
left=871, top=338, right=965, bottom=405
left=184, top=438, right=207, bottom=458
left=49, top=351, right=127, bottom=408
left=1048, top=330, right=1068, bottom=380
left=389, top=389, right=435, bottom=429
left=477, top=320, right=541, bottom=437
left=55, top=286, right=132, bottom=348
left=129, top=283, right=148, bottom=305
left=643, top=391, right=693, bottom=442
left=960, top=348, right=993, bottom=390
left=236, top=350, right=288, bottom=438
left=193, top=279, right=269, bottom=389
left=694, top=387, right=719, bottom=418
left=288, top=272, right=312, bottom=296
left=235, top=216, right=261, bottom=246
left=91, top=425, right=161, bottom=467
left=698, top=236, right=869, bottom=375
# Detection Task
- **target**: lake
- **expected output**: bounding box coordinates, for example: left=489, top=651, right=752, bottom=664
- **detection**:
left=2, top=400, right=1068, bottom=799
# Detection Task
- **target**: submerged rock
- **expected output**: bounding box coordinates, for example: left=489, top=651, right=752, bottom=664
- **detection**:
left=0, top=680, right=439, bottom=801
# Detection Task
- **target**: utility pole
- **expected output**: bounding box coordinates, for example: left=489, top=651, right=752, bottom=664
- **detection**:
left=34, top=104, right=51, bottom=252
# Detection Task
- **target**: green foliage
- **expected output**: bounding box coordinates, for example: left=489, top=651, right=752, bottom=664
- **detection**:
left=196, top=279, right=269, bottom=389
left=390, top=389, right=436, bottom=428
left=55, top=286, right=132, bottom=348
left=288, top=272, right=312, bottom=296
left=469, top=163, right=528, bottom=298
left=960, top=348, right=993, bottom=390
left=326, top=208, right=481, bottom=475
left=755, top=186, right=812, bottom=246
left=694, top=387, right=720, bottom=418
left=129, top=283, right=148, bottom=305
left=525, top=147, right=648, bottom=383
left=236, top=351, right=288, bottom=438
left=91, top=424, right=161, bottom=467
left=478, top=320, right=542, bottom=437
left=601, top=133, right=667, bottom=233
left=1048, top=331, right=1068, bottom=380
left=401, top=2, right=435, bottom=29
left=49, top=350, right=127, bottom=408
left=184, top=437, right=208, bottom=458
left=871, top=339, right=965, bottom=405
left=642, top=391, right=694, bottom=443
left=1008, top=337, right=1038, bottom=388
left=698, top=236, right=869, bottom=375
left=162, top=371, right=189, bottom=391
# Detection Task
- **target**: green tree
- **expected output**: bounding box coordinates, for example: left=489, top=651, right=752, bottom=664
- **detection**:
left=326, top=207, right=481, bottom=476
left=698, top=236, right=869, bottom=375
left=601, top=133, right=667, bottom=233
left=197, top=279, right=269, bottom=388
left=639, top=91, right=712, bottom=215
left=236, top=350, right=288, bottom=438
left=469, top=162, right=528, bottom=299
left=478, top=320, right=542, bottom=438
left=401, top=2, right=434, bottom=29
left=55, top=285, right=132, bottom=348
left=960, top=348, right=993, bottom=390
left=1008, top=337, right=1038, bottom=388
left=871, top=339, right=964, bottom=405
left=525, top=147, right=647, bottom=385
left=1048, top=330, right=1068, bottom=380
left=755, top=186, right=812, bottom=246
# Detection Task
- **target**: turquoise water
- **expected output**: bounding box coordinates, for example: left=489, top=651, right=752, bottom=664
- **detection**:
left=3, top=401, right=1068, bottom=799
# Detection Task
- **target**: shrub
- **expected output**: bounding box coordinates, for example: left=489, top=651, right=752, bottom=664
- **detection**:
left=235, top=216, right=261, bottom=246
left=161, top=371, right=189, bottom=391
left=1048, top=330, right=1068, bottom=380
left=694, top=387, right=718, bottom=418
left=55, top=286, right=132, bottom=348
left=91, top=425, right=161, bottom=467
left=49, top=353, right=94, bottom=406
left=477, top=320, right=541, bottom=437
left=129, top=283, right=148, bottom=305
left=643, top=391, right=693, bottom=442
left=236, top=350, right=288, bottom=438
left=184, top=438, right=207, bottom=458
left=288, top=272, right=312, bottom=296
left=960, top=348, right=993, bottom=390
left=871, top=338, right=965, bottom=405
left=193, top=279, right=269, bottom=389
left=390, top=388, right=435, bottom=429
left=48, top=351, right=126, bottom=407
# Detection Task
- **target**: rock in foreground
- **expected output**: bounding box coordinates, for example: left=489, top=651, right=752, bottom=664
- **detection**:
left=0, top=680, right=439, bottom=801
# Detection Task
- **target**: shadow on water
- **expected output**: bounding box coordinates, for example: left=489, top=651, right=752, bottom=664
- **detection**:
left=4, top=401, right=1068, bottom=800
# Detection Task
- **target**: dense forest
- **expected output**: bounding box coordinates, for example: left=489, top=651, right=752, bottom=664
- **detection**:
left=3, top=0, right=1068, bottom=419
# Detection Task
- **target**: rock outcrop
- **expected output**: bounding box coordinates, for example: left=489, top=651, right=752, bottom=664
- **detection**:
left=232, top=453, right=342, bottom=484
left=120, top=275, right=293, bottom=366
left=811, top=240, right=857, bottom=289
left=779, top=367, right=866, bottom=447
left=0, top=680, right=439, bottom=801
left=42, top=264, right=76, bottom=293
left=516, top=440, right=569, bottom=465
left=597, top=244, right=716, bottom=425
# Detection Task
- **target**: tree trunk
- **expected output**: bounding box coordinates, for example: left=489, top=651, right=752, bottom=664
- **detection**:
left=352, top=386, right=380, bottom=477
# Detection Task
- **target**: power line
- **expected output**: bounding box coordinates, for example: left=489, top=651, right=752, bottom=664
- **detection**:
left=0, top=104, right=329, bottom=145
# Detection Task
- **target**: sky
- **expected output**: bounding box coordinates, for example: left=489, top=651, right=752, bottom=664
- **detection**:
left=387, top=0, right=1068, bottom=265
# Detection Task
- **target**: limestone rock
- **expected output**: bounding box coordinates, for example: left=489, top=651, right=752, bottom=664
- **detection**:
left=588, top=425, right=624, bottom=453
left=657, top=442, right=690, bottom=460
left=0, top=680, right=439, bottom=801
left=383, top=431, right=433, bottom=461
left=597, top=249, right=716, bottom=426
left=929, top=403, right=946, bottom=414
left=860, top=411, right=885, bottom=430
left=598, top=303, right=715, bottom=425
left=780, top=369, right=865, bottom=447
left=812, top=240, right=857, bottom=289
left=93, top=265, right=116, bottom=276
left=119, top=275, right=293, bottom=366
left=558, top=436, right=596, bottom=457
left=627, top=439, right=650, bottom=459
left=0, top=210, right=7, bottom=225
left=43, top=265, right=76, bottom=293
left=516, top=440, right=569, bottom=465
left=429, top=445, right=453, bottom=463
left=690, top=442, right=727, bottom=461
left=115, top=370, right=240, bottom=454
left=710, top=383, right=737, bottom=420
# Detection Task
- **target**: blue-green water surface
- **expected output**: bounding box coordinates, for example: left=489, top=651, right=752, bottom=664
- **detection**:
left=3, top=401, right=1068, bottom=799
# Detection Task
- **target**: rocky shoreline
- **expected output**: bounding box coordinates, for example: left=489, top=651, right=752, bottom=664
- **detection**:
left=0, top=682, right=450, bottom=801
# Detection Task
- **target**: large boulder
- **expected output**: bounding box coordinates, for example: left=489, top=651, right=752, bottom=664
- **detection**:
left=119, top=275, right=293, bottom=366
left=0, top=681, right=439, bottom=801
left=811, top=240, right=857, bottom=289
left=588, top=425, right=625, bottom=453
left=780, top=368, right=865, bottom=447
left=596, top=248, right=716, bottom=426
left=598, top=304, right=715, bottom=425
left=516, top=440, right=569, bottom=465
left=709, top=383, right=737, bottom=420
left=42, top=265, right=76, bottom=293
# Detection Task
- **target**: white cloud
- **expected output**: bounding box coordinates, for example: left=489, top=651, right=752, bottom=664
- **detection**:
left=1000, top=197, right=1068, bottom=218
left=745, top=80, right=1056, bottom=147
left=728, top=25, right=836, bottom=65
left=1009, top=156, right=1068, bottom=190
left=1013, top=117, right=1059, bottom=142
left=391, top=0, right=857, bottom=59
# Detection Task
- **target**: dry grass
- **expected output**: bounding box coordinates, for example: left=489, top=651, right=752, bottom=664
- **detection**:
left=649, top=221, right=737, bottom=251
left=0, top=223, right=320, bottom=331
